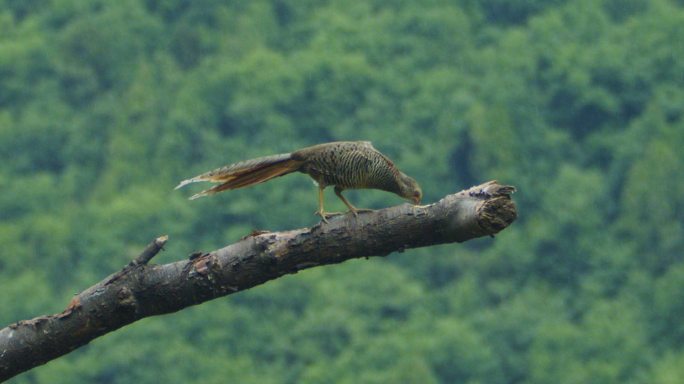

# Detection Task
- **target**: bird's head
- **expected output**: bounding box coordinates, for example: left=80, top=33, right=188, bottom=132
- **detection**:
left=397, top=172, right=422, bottom=205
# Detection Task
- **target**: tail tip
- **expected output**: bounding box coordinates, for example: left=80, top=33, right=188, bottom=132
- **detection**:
left=174, top=179, right=195, bottom=190
left=188, top=191, right=208, bottom=200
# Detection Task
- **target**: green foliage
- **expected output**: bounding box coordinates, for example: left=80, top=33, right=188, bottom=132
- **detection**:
left=529, top=298, right=648, bottom=384
left=1, top=0, right=683, bottom=382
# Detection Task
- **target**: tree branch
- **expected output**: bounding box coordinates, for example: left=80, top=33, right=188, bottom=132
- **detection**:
left=0, top=181, right=516, bottom=381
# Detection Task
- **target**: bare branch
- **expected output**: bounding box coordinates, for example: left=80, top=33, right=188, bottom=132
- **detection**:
left=0, top=181, right=516, bottom=381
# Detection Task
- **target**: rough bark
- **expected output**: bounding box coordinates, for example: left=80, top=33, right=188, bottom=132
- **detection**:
left=0, top=181, right=516, bottom=382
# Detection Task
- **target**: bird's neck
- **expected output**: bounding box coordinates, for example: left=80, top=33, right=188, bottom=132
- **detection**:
left=376, top=172, right=404, bottom=196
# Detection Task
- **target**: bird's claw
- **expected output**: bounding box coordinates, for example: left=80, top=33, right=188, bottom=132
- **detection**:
left=348, top=208, right=373, bottom=218
left=314, top=210, right=343, bottom=223
left=315, top=208, right=373, bottom=222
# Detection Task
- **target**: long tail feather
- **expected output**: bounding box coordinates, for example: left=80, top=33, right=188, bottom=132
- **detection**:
left=174, top=178, right=200, bottom=190
left=176, top=153, right=303, bottom=200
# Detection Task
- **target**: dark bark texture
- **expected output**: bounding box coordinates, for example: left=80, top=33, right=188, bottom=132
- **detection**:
left=0, top=181, right=516, bottom=382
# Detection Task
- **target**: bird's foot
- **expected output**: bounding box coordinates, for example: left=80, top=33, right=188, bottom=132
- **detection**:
left=314, top=210, right=343, bottom=223
left=348, top=208, right=373, bottom=217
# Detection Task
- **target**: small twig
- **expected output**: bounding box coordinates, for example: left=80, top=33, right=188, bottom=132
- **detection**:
left=102, top=235, right=169, bottom=286
left=131, top=235, right=169, bottom=266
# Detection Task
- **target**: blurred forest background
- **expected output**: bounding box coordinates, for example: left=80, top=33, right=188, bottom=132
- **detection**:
left=1, top=0, right=683, bottom=382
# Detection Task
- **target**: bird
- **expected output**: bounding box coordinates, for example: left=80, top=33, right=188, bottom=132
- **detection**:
left=175, top=141, right=422, bottom=222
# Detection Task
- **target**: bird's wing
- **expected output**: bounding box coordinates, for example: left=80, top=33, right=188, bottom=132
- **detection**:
left=363, top=143, right=396, bottom=168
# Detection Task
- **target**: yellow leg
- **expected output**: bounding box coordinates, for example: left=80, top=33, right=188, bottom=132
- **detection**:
left=317, top=186, right=328, bottom=223
left=334, top=187, right=372, bottom=217
left=315, top=186, right=342, bottom=223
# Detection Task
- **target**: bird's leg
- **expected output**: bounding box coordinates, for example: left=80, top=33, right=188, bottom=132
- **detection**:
left=334, top=186, right=373, bottom=217
left=315, top=186, right=341, bottom=223
left=316, top=186, right=328, bottom=223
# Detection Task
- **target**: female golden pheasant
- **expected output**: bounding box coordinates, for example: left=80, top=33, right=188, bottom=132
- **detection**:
left=175, top=141, right=422, bottom=221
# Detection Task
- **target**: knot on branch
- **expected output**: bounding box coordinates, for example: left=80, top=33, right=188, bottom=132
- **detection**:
left=117, top=287, right=137, bottom=313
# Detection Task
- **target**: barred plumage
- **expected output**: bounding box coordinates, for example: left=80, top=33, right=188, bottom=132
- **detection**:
left=175, top=141, right=422, bottom=221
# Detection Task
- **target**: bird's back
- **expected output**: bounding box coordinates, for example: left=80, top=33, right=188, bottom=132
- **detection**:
left=292, top=141, right=399, bottom=191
